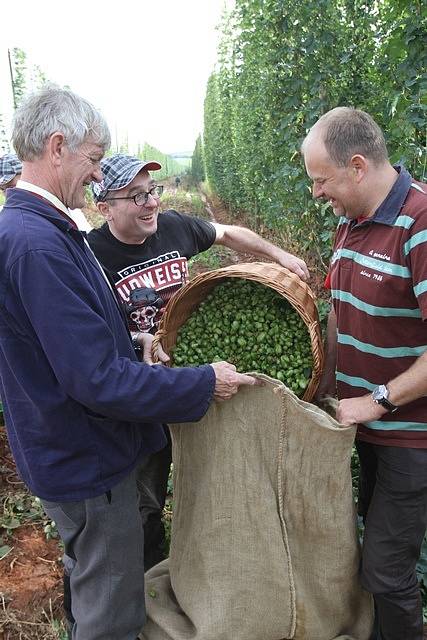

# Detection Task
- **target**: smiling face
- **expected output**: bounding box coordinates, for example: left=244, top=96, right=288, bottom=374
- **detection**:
left=60, top=140, right=104, bottom=210
left=99, top=169, right=161, bottom=244
left=303, top=137, right=365, bottom=220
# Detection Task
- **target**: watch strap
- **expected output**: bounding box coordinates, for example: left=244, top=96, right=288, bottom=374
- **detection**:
left=377, top=396, right=398, bottom=413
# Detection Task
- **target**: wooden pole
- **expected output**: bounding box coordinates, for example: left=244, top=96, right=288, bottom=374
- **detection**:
left=7, top=49, right=17, bottom=111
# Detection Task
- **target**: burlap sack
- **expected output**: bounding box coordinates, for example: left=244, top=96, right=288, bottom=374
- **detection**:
left=141, top=378, right=373, bottom=640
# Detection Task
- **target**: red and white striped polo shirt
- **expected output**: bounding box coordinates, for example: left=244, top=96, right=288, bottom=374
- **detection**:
left=330, top=166, right=427, bottom=447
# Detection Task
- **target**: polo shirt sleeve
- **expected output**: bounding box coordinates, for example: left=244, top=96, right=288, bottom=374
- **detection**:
left=404, top=215, right=427, bottom=320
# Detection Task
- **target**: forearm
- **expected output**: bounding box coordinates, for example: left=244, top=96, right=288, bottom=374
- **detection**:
left=14, top=251, right=215, bottom=424
left=387, top=350, right=427, bottom=407
left=336, top=349, right=427, bottom=425
left=213, top=224, right=309, bottom=280
left=215, top=224, right=287, bottom=260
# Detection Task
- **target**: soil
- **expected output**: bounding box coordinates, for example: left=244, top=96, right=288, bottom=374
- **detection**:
left=201, top=189, right=327, bottom=299
left=0, top=525, right=62, bottom=612
left=0, top=427, right=64, bottom=639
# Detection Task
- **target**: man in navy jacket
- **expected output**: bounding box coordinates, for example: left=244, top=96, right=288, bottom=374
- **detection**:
left=0, top=85, right=256, bottom=640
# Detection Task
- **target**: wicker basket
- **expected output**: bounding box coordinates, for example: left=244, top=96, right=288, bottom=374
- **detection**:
left=153, top=262, right=324, bottom=402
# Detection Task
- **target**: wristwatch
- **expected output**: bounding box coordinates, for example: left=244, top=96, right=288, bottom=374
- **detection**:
left=131, top=334, right=141, bottom=351
left=372, top=384, right=398, bottom=413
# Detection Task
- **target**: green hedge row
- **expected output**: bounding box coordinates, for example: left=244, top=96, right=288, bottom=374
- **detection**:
left=203, top=0, right=426, bottom=263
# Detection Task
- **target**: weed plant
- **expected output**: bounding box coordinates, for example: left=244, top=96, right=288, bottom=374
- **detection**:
left=160, top=189, right=208, bottom=219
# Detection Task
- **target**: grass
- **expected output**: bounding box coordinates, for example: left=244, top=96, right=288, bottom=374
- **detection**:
left=160, top=188, right=209, bottom=219
left=0, top=492, right=58, bottom=544
left=0, top=596, right=68, bottom=640
left=188, top=245, right=235, bottom=276
left=83, top=204, right=104, bottom=229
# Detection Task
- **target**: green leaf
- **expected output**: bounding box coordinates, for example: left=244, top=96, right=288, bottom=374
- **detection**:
left=0, top=545, right=13, bottom=559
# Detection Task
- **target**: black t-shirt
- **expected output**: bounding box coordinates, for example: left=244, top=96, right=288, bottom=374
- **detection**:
left=88, top=209, right=216, bottom=333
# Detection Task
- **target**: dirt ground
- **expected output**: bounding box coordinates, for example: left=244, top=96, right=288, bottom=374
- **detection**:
left=202, top=189, right=327, bottom=298
left=0, top=524, right=62, bottom=612
left=0, top=426, right=65, bottom=639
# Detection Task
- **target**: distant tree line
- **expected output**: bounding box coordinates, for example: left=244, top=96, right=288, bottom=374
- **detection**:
left=137, top=143, right=186, bottom=180
left=190, top=134, right=206, bottom=184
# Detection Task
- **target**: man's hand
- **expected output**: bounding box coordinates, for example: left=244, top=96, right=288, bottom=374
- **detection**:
left=210, top=361, right=260, bottom=401
left=135, top=333, right=170, bottom=365
left=277, top=251, right=310, bottom=282
left=336, top=394, right=387, bottom=426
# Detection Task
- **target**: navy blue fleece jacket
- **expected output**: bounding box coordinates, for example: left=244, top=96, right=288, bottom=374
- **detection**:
left=0, top=188, right=215, bottom=501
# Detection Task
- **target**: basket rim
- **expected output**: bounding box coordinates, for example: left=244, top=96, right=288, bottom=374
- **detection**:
left=154, top=263, right=324, bottom=402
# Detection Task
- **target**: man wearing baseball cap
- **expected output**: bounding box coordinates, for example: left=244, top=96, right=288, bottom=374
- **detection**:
left=0, top=154, right=22, bottom=210
left=0, top=152, right=22, bottom=189
left=88, top=153, right=310, bottom=571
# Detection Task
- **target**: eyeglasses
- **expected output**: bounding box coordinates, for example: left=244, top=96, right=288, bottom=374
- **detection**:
left=104, top=185, right=164, bottom=206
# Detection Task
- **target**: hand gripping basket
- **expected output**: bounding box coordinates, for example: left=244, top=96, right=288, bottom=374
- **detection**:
left=153, top=262, right=324, bottom=402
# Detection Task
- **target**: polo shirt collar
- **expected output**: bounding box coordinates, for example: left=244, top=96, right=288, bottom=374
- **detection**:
left=371, top=165, right=412, bottom=226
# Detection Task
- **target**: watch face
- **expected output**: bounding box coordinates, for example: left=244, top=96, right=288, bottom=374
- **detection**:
left=372, top=384, right=387, bottom=401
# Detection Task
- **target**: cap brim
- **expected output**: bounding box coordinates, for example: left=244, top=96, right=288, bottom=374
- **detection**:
left=142, top=161, right=162, bottom=171
left=107, top=160, right=162, bottom=194
left=0, top=176, right=17, bottom=187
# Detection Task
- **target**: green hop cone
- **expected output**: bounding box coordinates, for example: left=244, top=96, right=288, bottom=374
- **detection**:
left=172, top=279, right=313, bottom=397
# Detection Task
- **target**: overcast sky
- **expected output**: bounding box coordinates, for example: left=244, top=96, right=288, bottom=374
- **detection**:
left=0, top=0, right=231, bottom=155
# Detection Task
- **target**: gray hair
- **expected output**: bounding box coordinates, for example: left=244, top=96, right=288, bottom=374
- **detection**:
left=302, top=107, right=388, bottom=167
left=12, top=85, right=111, bottom=161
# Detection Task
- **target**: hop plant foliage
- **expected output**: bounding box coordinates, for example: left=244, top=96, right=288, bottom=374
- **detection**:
left=203, top=0, right=427, bottom=265
left=172, top=279, right=312, bottom=396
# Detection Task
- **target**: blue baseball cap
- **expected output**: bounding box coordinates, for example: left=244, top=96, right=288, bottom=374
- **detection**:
left=0, top=153, right=22, bottom=188
left=91, top=154, right=161, bottom=202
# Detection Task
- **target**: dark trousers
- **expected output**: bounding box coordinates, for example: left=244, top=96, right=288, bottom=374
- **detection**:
left=63, top=431, right=172, bottom=635
left=42, top=470, right=145, bottom=640
left=136, top=426, right=172, bottom=571
left=356, top=441, right=427, bottom=640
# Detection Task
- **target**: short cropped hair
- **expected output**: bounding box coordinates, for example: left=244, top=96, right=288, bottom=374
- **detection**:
left=302, top=107, right=388, bottom=167
left=12, top=85, right=111, bottom=161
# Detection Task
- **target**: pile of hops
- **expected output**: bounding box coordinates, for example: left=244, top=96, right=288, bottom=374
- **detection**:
left=172, top=279, right=313, bottom=397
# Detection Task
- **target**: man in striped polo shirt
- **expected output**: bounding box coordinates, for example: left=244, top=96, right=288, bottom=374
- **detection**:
left=302, top=107, right=427, bottom=640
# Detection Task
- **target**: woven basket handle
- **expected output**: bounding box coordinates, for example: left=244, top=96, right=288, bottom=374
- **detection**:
left=151, top=329, right=168, bottom=365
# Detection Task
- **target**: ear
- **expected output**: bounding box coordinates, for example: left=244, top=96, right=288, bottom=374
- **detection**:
left=46, top=132, right=66, bottom=167
left=97, top=201, right=113, bottom=221
left=349, top=154, right=368, bottom=183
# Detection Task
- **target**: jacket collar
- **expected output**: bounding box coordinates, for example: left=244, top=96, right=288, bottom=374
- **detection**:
left=4, top=187, right=82, bottom=239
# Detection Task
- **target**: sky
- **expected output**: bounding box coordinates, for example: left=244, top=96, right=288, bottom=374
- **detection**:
left=0, top=0, right=231, bottom=155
